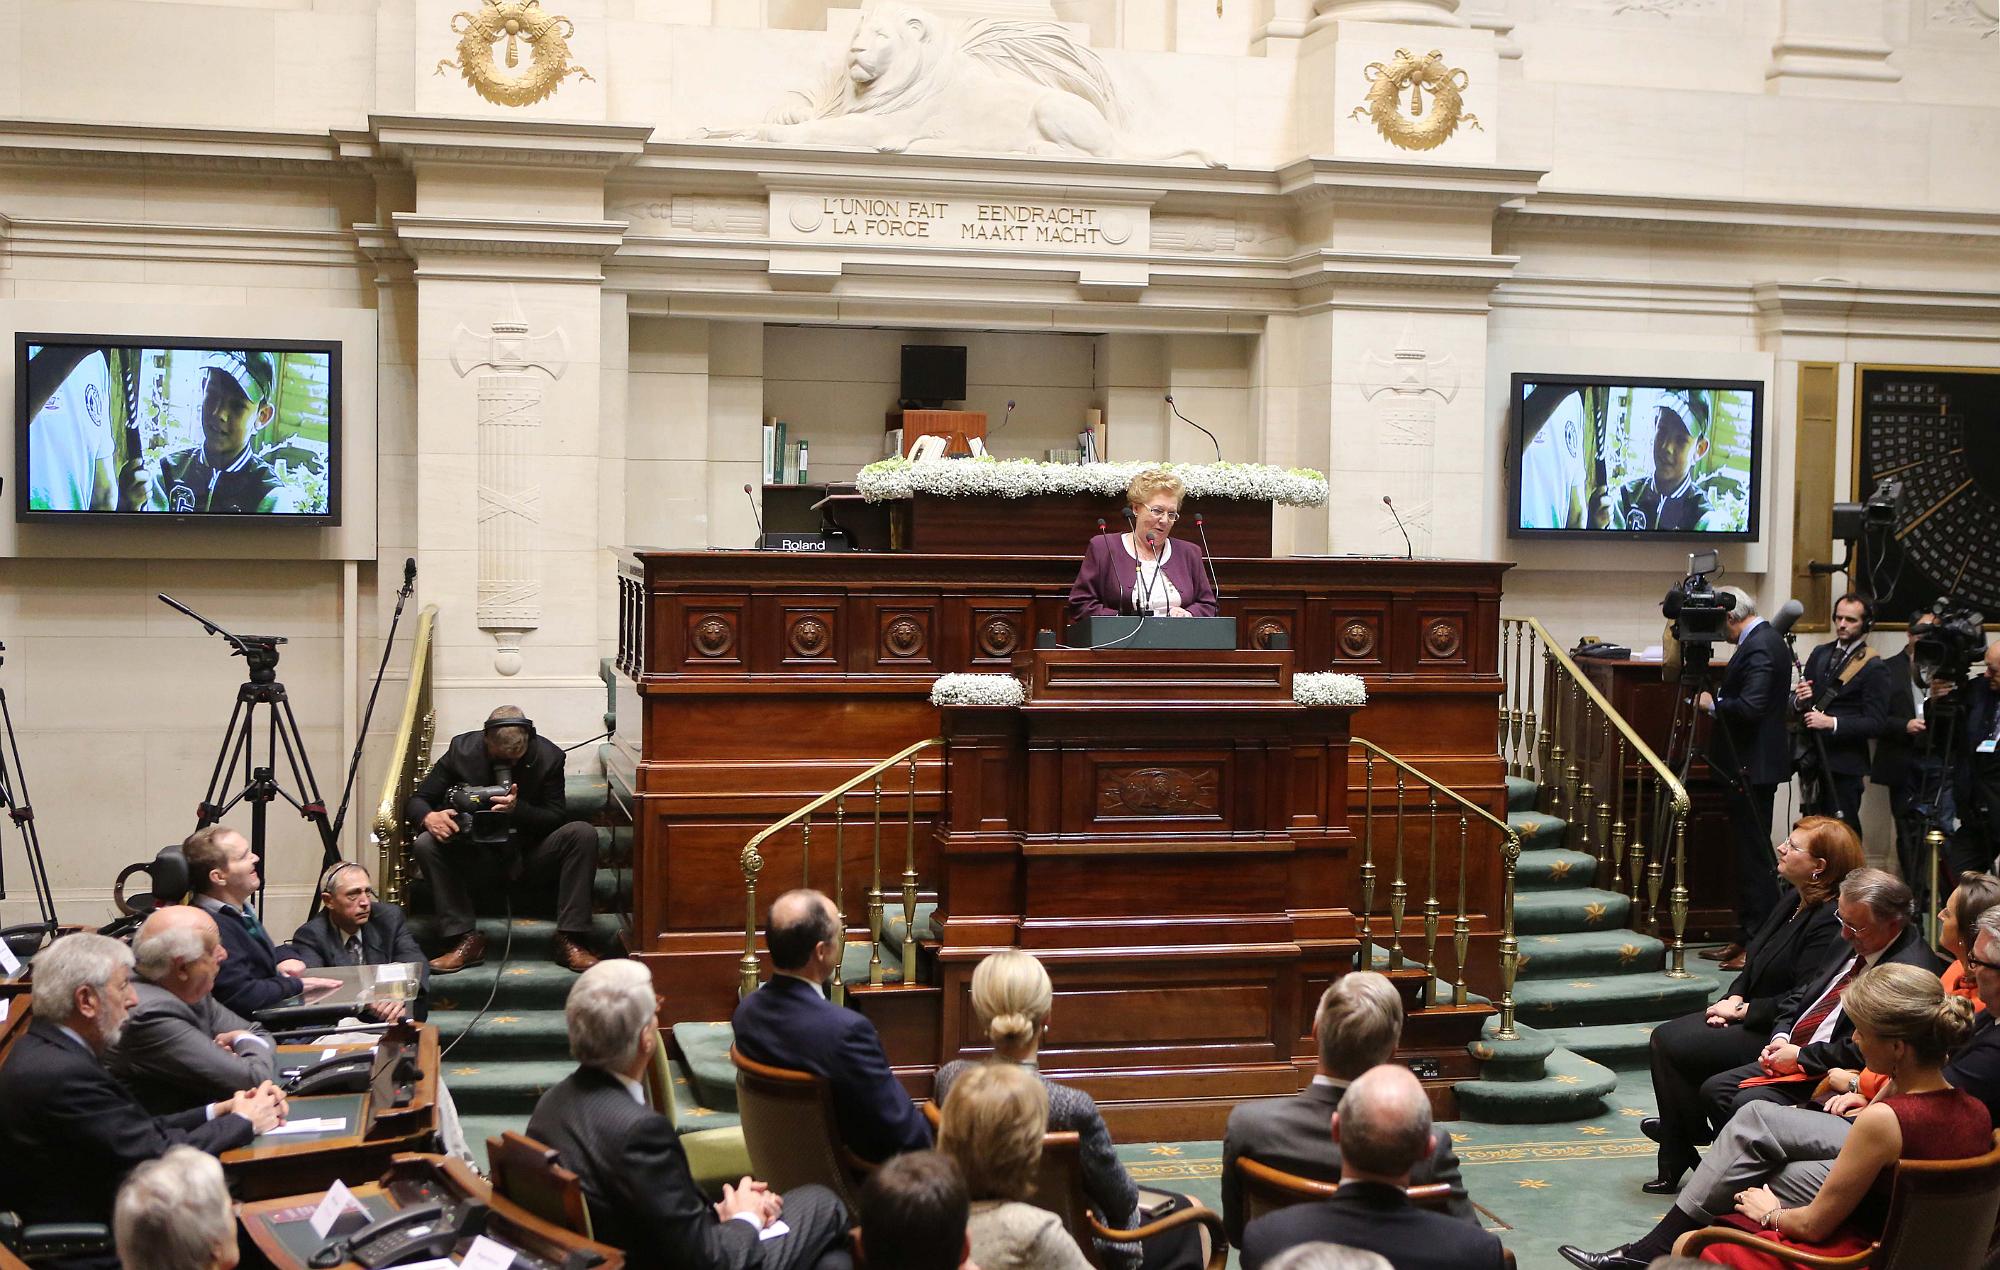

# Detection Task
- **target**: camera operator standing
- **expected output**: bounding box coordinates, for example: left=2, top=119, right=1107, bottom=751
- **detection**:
left=1697, top=591, right=1789, bottom=963
left=1873, top=611, right=1950, bottom=908
left=1952, top=643, right=2000, bottom=879
left=1792, top=594, right=1892, bottom=837
left=407, top=706, right=601, bottom=974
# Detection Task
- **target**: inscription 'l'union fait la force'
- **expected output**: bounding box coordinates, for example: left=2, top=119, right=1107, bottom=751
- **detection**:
left=817, top=197, right=1107, bottom=244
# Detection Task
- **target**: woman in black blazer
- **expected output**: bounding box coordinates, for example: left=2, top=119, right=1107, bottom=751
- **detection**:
left=1640, top=815, right=1862, bottom=1194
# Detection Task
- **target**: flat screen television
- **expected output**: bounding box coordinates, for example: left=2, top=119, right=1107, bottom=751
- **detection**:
left=900, top=344, right=967, bottom=407
left=16, top=334, right=340, bottom=524
left=1509, top=373, right=1761, bottom=541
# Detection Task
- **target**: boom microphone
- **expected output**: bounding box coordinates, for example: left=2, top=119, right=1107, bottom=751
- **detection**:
left=1772, top=598, right=1806, bottom=638
left=1164, top=394, right=1223, bottom=464
left=998, top=399, right=1016, bottom=431
left=401, top=556, right=416, bottom=595
left=1382, top=495, right=1414, bottom=560
left=1192, top=512, right=1223, bottom=604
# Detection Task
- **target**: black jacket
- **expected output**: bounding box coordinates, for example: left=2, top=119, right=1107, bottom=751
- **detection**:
left=0, top=1020, right=254, bottom=1226
left=1946, top=1012, right=2000, bottom=1127
left=1776, top=923, right=1943, bottom=1075
left=406, top=730, right=568, bottom=845
left=1954, top=678, right=2000, bottom=815
left=1714, top=620, right=1793, bottom=786
left=289, top=902, right=430, bottom=1018
left=1871, top=651, right=1929, bottom=786
left=1799, top=641, right=1892, bottom=777
left=208, top=899, right=304, bottom=1018
left=1725, top=891, right=1843, bottom=1034
left=1239, top=1180, right=1505, bottom=1270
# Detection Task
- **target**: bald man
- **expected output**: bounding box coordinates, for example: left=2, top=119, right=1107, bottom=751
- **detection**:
left=1241, top=1066, right=1506, bottom=1270
left=731, top=889, right=931, bottom=1163
left=107, top=906, right=280, bottom=1115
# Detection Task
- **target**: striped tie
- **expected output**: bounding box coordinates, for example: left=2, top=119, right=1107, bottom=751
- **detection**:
left=1793, top=959, right=1864, bottom=1042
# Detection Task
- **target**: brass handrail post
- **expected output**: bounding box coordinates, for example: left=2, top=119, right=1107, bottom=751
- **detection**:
left=739, top=839, right=765, bottom=998
left=1359, top=754, right=1378, bottom=968
left=869, top=777, right=885, bottom=987
left=1608, top=733, right=1629, bottom=896
left=801, top=814, right=812, bottom=887
left=1645, top=778, right=1666, bottom=935
left=1452, top=813, right=1471, bottom=1008
left=1422, top=791, right=1442, bottom=988
left=1545, top=651, right=1566, bottom=820
left=1499, top=620, right=1515, bottom=771
left=1525, top=639, right=1544, bottom=792
left=1561, top=682, right=1583, bottom=843
left=1498, top=830, right=1521, bottom=1039
left=1574, top=702, right=1597, bottom=859
left=1592, top=714, right=1611, bottom=879
left=832, top=798, right=846, bottom=1006
left=1389, top=772, right=1409, bottom=970
left=1665, top=804, right=1691, bottom=977
left=901, top=755, right=920, bottom=985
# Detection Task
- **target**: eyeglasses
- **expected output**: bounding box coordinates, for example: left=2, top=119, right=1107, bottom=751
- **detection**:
left=1838, top=913, right=1875, bottom=938
left=1966, top=951, right=2000, bottom=974
left=1144, top=507, right=1181, bottom=521
left=1775, top=839, right=1804, bottom=856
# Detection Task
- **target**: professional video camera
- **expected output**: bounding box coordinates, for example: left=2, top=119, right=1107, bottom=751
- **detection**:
left=1914, top=596, right=1987, bottom=691
left=1662, top=549, right=1731, bottom=678
left=449, top=768, right=513, bottom=846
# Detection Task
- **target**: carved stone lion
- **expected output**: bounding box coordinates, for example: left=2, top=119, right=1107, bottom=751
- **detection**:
left=703, top=4, right=1220, bottom=165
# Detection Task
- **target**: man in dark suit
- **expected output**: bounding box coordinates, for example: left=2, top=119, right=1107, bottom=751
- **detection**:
left=182, top=824, right=340, bottom=1018
left=1698, top=591, right=1791, bottom=960
left=106, top=906, right=276, bottom=1114
left=1873, top=612, right=1950, bottom=908
left=527, top=960, right=847, bottom=1270
left=1697, top=868, right=1939, bottom=1130
left=1240, top=1064, right=1506, bottom=1270
left=1793, top=594, right=1892, bottom=836
left=1222, top=970, right=1472, bottom=1245
left=0, top=933, right=283, bottom=1243
left=732, top=889, right=932, bottom=1164
left=1952, top=643, right=2000, bottom=879
left=288, top=861, right=429, bottom=1023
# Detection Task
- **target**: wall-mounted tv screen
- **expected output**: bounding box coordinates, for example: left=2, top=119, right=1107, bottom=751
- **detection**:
left=16, top=334, right=340, bottom=524
left=901, top=344, right=967, bottom=407
left=1509, top=373, right=1761, bottom=541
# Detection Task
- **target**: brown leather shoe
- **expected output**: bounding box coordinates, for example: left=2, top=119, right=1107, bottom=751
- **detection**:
left=428, top=931, right=487, bottom=974
left=552, top=932, right=601, bottom=974
left=1698, top=941, right=1745, bottom=963
left=1719, top=953, right=1747, bottom=971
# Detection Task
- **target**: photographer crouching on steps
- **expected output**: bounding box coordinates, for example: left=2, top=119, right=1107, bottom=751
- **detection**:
left=407, top=706, right=601, bottom=975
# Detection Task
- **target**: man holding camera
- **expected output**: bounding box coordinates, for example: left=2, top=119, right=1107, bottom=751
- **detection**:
left=1952, top=643, right=2000, bottom=879
left=1697, top=591, right=1788, bottom=962
left=407, top=706, right=600, bottom=974
left=1792, top=594, right=1891, bottom=837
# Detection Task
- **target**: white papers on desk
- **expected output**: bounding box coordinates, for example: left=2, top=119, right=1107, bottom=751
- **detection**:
left=461, top=1235, right=517, bottom=1270
left=1635, top=645, right=1665, bottom=663
left=309, top=1179, right=365, bottom=1238
left=266, top=1117, right=349, bottom=1136
left=0, top=940, right=20, bottom=977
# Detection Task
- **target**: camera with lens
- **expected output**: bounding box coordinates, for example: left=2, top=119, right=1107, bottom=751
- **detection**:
left=448, top=769, right=513, bottom=846
left=1914, top=597, right=1986, bottom=693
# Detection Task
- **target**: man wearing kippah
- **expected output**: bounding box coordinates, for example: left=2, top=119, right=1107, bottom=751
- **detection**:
left=129, top=350, right=298, bottom=514
left=1590, top=390, right=1713, bottom=532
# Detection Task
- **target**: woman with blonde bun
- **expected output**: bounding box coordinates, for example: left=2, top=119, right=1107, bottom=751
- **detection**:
left=934, top=951, right=1201, bottom=1270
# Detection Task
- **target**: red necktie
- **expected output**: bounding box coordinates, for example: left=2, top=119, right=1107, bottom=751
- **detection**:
left=1793, top=959, right=1863, bottom=1041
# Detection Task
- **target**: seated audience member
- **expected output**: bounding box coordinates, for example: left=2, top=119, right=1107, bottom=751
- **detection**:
left=407, top=705, right=600, bottom=974
left=856, top=1151, right=979, bottom=1270
left=0, top=933, right=283, bottom=1232
left=1240, top=1065, right=1505, bottom=1270
left=114, top=1146, right=239, bottom=1270
left=1558, top=962, right=1985, bottom=1269
left=1642, top=818, right=1857, bottom=1194
left=183, top=824, right=339, bottom=1017
left=1223, top=970, right=1474, bottom=1244
left=1263, top=1246, right=1393, bottom=1270
left=936, top=951, right=1199, bottom=1270
left=1698, top=868, right=1939, bottom=1133
left=106, top=906, right=276, bottom=1114
left=936, top=1062, right=1093, bottom=1270
left=732, top=888, right=931, bottom=1162
left=528, top=960, right=848, bottom=1270
left=288, top=860, right=429, bottom=1022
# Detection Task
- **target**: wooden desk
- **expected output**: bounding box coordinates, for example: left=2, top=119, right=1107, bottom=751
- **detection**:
left=240, top=1154, right=623, bottom=1270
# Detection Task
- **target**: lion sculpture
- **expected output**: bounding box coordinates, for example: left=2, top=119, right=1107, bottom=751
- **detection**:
left=704, top=3, right=1221, bottom=165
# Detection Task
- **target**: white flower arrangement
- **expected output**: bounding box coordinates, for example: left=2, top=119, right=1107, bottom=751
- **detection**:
left=1292, top=672, right=1368, bottom=708
left=856, top=458, right=1328, bottom=508
left=930, top=673, right=1026, bottom=708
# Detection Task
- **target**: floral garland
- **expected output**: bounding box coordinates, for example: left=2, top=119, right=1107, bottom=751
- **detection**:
left=856, top=458, right=1328, bottom=508
left=930, top=673, right=1027, bottom=708
left=1292, top=672, right=1368, bottom=708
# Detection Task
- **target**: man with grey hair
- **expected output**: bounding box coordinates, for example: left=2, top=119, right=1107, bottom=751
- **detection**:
left=1222, top=971, right=1472, bottom=1244
left=1240, top=1065, right=1506, bottom=1270
left=108, top=906, right=278, bottom=1113
left=527, top=959, right=849, bottom=1270
left=1696, top=589, right=1791, bottom=963
left=0, top=933, right=282, bottom=1233
left=1262, top=1245, right=1392, bottom=1270
left=114, top=1146, right=238, bottom=1270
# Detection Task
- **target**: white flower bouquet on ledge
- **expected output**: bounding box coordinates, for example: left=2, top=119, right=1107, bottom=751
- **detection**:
left=930, top=673, right=1027, bottom=707
left=1292, top=672, right=1368, bottom=708
left=857, top=458, right=1328, bottom=508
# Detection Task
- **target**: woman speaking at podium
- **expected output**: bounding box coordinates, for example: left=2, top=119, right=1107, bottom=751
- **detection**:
left=1067, top=469, right=1218, bottom=624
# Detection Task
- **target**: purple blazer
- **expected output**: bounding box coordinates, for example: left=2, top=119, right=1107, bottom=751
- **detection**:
left=1066, top=533, right=1219, bottom=625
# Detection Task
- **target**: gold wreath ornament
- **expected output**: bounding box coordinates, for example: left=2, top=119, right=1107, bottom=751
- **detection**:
left=435, top=0, right=595, bottom=107
left=1348, top=48, right=1482, bottom=152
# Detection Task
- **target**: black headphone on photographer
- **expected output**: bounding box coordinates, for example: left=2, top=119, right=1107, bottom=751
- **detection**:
left=1834, top=592, right=1875, bottom=638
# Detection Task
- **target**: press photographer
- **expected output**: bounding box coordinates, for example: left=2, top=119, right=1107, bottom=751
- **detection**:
left=1951, top=635, right=2000, bottom=880
left=1872, top=606, right=1981, bottom=904
left=1692, top=585, right=1789, bottom=963
left=1790, top=594, right=1891, bottom=837
left=407, top=706, right=601, bottom=974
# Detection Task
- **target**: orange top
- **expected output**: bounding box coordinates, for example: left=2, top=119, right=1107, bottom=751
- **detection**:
left=1854, top=959, right=1982, bottom=1101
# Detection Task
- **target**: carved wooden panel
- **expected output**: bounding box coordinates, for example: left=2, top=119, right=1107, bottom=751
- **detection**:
left=1326, top=603, right=1388, bottom=670
left=682, top=605, right=744, bottom=670
left=1096, top=765, right=1221, bottom=817
left=778, top=604, right=841, bottom=667
left=1417, top=612, right=1469, bottom=667
left=967, top=604, right=1030, bottom=667
left=876, top=608, right=934, bottom=666
left=1242, top=605, right=1299, bottom=652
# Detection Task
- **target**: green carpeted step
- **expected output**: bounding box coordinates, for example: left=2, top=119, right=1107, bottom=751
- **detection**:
left=1542, top=1021, right=1667, bottom=1071
left=1467, top=1017, right=1555, bottom=1082
left=565, top=774, right=610, bottom=821
left=1512, top=887, right=1631, bottom=935
left=439, top=1058, right=576, bottom=1115
left=1505, top=776, right=1539, bottom=813
left=881, top=903, right=940, bottom=961
left=664, top=1051, right=743, bottom=1134
left=1507, top=811, right=1568, bottom=852
left=1513, top=929, right=1665, bottom=980
left=412, top=912, right=625, bottom=957
left=1512, top=972, right=1714, bottom=1029
left=671, top=1020, right=740, bottom=1113
left=839, top=939, right=905, bottom=987
left=1515, top=848, right=1601, bottom=892
left=424, top=957, right=587, bottom=1010
left=1453, top=1044, right=1618, bottom=1124
left=591, top=868, right=631, bottom=908
left=429, top=1008, right=572, bottom=1060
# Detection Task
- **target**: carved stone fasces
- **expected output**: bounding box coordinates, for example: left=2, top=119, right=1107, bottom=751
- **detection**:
left=1096, top=765, right=1221, bottom=816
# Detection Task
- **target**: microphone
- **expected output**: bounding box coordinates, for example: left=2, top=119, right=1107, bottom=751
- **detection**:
left=1095, top=516, right=1108, bottom=537
left=401, top=556, right=416, bottom=596
left=1136, top=532, right=1161, bottom=617
left=1382, top=495, right=1414, bottom=559
left=1772, top=598, right=1806, bottom=638
left=997, top=399, right=1016, bottom=431
left=1191, top=512, right=1223, bottom=605
left=1164, top=394, right=1223, bottom=464
left=743, top=483, right=765, bottom=545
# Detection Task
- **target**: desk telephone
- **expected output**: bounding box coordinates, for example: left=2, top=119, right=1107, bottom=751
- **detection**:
left=309, top=1198, right=487, bottom=1269
left=284, top=1052, right=374, bottom=1096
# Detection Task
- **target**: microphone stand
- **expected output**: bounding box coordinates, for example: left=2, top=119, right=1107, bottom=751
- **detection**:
left=326, top=560, right=421, bottom=867
left=1191, top=512, right=1224, bottom=605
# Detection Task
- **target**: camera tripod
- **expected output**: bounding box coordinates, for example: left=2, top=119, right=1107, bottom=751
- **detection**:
left=161, top=594, right=340, bottom=909
left=0, top=640, right=58, bottom=959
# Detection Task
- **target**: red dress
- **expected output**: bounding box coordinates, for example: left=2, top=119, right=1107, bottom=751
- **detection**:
left=1700, top=1087, right=1992, bottom=1268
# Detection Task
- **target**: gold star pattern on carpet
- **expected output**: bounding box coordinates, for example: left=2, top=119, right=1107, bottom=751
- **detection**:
left=434, top=998, right=458, bottom=1010
left=683, top=1106, right=713, bottom=1118
left=1618, top=943, right=1642, bottom=965
left=1451, top=1132, right=1472, bottom=1144
left=1149, top=1145, right=1183, bottom=1156
left=506, top=967, right=534, bottom=976
left=1517, top=1179, right=1550, bottom=1189
left=1619, top=1107, right=1648, bottom=1117
left=1536, top=936, right=1561, bottom=946
left=1584, top=902, right=1608, bottom=924
left=1552, top=1074, right=1581, bottom=1085
left=490, top=1016, right=521, bottom=1025
left=1568, top=981, right=1596, bottom=990
left=1547, top=859, right=1574, bottom=881
left=451, top=1066, right=482, bottom=1076
left=1579, top=1126, right=1609, bottom=1136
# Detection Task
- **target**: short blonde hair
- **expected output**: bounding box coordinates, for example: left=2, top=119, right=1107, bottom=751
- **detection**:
left=1314, top=971, right=1404, bottom=1078
left=937, top=1060, right=1047, bottom=1202
left=970, top=951, right=1052, bottom=1052
left=1126, top=469, right=1184, bottom=511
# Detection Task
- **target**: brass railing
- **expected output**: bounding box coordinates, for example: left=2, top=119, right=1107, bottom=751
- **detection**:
left=739, top=737, right=945, bottom=1002
left=1354, top=739, right=1522, bottom=1040
left=369, top=605, right=440, bottom=906
left=1500, top=617, right=1693, bottom=976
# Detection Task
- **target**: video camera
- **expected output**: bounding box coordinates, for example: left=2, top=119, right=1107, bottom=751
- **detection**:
left=447, top=766, right=513, bottom=846
left=1664, top=549, right=1731, bottom=642
left=1914, top=596, right=1986, bottom=691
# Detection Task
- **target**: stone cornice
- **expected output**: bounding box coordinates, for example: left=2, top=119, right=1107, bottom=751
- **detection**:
left=1276, top=156, right=1546, bottom=209
left=1501, top=189, right=2000, bottom=246
left=0, top=117, right=343, bottom=174
left=1752, top=281, right=2000, bottom=341
left=335, top=115, right=655, bottom=170
left=386, top=213, right=630, bottom=258
left=0, top=213, right=364, bottom=268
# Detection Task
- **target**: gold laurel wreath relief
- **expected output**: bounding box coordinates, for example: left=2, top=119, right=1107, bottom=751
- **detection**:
left=435, top=0, right=595, bottom=107
left=1348, top=48, right=1482, bottom=152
